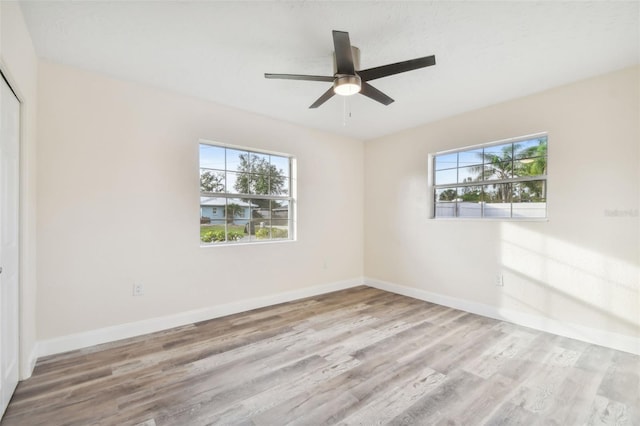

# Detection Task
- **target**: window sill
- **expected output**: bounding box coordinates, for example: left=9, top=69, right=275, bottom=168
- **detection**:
left=200, top=239, right=297, bottom=248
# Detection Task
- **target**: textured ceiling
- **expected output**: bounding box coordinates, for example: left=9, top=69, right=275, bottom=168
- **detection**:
left=19, top=1, right=640, bottom=140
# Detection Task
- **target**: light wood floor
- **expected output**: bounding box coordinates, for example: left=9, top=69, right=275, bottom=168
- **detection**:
left=2, top=286, right=639, bottom=425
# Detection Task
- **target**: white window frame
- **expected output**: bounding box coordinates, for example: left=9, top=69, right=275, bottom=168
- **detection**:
left=429, top=133, right=548, bottom=220
left=199, top=140, right=295, bottom=245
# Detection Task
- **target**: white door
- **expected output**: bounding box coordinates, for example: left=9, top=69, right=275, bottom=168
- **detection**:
left=0, top=75, right=20, bottom=418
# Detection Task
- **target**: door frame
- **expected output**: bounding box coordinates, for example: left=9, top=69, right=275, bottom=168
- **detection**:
left=0, top=67, right=22, bottom=418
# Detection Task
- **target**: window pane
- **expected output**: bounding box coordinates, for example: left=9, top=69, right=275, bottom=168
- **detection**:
left=199, top=144, right=226, bottom=170
left=270, top=155, right=290, bottom=177
left=436, top=187, right=459, bottom=201
left=249, top=152, right=270, bottom=173
left=200, top=223, right=227, bottom=244
left=249, top=172, right=267, bottom=195
left=224, top=198, right=250, bottom=242
left=270, top=169, right=289, bottom=195
left=483, top=184, right=511, bottom=218
left=226, top=149, right=248, bottom=172
left=435, top=153, right=457, bottom=170
left=459, top=184, right=483, bottom=218
left=199, top=169, right=225, bottom=193
left=515, top=157, right=547, bottom=178
left=225, top=171, right=241, bottom=194
left=458, top=165, right=479, bottom=184
left=512, top=181, right=546, bottom=202
left=484, top=143, right=512, bottom=160
left=244, top=199, right=264, bottom=241
left=435, top=168, right=457, bottom=185
left=484, top=161, right=512, bottom=181
left=271, top=200, right=290, bottom=225
left=459, top=185, right=482, bottom=202
left=458, top=201, right=482, bottom=218
left=514, top=138, right=547, bottom=160
left=513, top=181, right=546, bottom=217
left=272, top=200, right=290, bottom=239
left=458, top=149, right=483, bottom=167
left=200, top=196, right=227, bottom=225
left=247, top=200, right=290, bottom=241
left=434, top=187, right=459, bottom=218
left=200, top=196, right=229, bottom=244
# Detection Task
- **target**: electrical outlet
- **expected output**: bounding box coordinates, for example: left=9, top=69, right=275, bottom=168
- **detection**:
left=496, top=274, right=504, bottom=287
left=133, top=283, right=144, bottom=296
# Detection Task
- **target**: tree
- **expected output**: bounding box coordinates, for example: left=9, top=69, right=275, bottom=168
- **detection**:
left=234, top=154, right=287, bottom=208
left=225, top=203, right=243, bottom=224
left=200, top=170, right=224, bottom=192
left=471, top=145, right=514, bottom=202
left=518, top=141, right=547, bottom=176
left=439, top=189, right=457, bottom=201
left=517, top=139, right=547, bottom=201
left=470, top=139, right=547, bottom=202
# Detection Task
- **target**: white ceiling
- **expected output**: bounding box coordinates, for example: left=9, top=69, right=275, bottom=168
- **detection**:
left=19, top=1, right=640, bottom=140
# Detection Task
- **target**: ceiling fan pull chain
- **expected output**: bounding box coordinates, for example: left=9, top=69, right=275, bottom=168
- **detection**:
left=343, top=96, right=347, bottom=126
left=342, top=96, right=353, bottom=126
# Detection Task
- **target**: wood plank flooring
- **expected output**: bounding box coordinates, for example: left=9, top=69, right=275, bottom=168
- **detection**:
left=2, top=286, right=639, bottom=425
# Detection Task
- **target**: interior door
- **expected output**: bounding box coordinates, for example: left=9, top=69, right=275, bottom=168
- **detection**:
left=0, top=75, right=20, bottom=418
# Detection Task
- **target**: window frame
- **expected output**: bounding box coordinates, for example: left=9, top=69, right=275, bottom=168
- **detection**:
left=429, top=133, right=548, bottom=220
left=199, top=140, right=295, bottom=245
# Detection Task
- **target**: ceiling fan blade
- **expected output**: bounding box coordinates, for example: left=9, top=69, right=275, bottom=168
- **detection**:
left=360, top=82, right=394, bottom=106
left=265, top=73, right=335, bottom=82
left=309, top=87, right=335, bottom=109
left=358, top=55, right=436, bottom=82
left=332, top=30, right=355, bottom=75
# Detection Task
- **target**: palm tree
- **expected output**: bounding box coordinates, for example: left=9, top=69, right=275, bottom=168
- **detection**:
left=225, top=203, right=243, bottom=224
left=516, top=139, right=547, bottom=201
left=470, top=139, right=547, bottom=202
left=471, top=145, right=514, bottom=202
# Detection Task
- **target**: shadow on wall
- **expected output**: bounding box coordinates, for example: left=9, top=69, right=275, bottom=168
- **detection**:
left=499, top=222, right=639, bottom=339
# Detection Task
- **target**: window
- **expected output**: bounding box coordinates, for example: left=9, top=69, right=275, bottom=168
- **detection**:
left=199, top=142, right=294, bottom=244
left=432, top=135, right=547, bottom=219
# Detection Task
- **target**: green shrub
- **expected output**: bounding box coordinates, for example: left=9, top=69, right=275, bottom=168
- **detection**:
left=255, top=227, right=288, bottom=239
left=201, top=229, right=225, bottom=243
left=201, top=229, right=245, bottom=243
left=227, top=231, right=243, bottom=241
left=272, top=228, right=288, bottom=238
left=201, top=226, right=286, bottom=243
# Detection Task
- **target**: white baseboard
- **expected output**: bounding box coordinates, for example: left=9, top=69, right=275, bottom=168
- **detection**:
left=35, top=276, right=639, bottom=363
left=365, top=277, right=640, bottom=356
left=37, top=277, right=364, bottom=358
left=20, top=344, right=39, bottom=380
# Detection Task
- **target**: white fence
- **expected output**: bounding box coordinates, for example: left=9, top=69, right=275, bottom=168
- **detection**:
left=435, top=202, right=546, bottom=218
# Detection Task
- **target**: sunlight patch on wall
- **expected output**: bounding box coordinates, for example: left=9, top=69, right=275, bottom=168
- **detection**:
left=499, top=223, right=639, bottom=334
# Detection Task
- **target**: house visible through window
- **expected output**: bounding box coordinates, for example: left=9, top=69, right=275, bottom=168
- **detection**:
left=432, top=135, right=547, bottom=219
left=199, top=142, right=294, bottom=244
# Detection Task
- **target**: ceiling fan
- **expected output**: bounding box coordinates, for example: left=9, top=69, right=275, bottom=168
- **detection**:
left=265, top=30, right=436, bottom=109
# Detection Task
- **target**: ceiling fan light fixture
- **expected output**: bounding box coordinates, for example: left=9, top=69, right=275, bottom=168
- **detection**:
left=333, top=74, right=361, bottom=96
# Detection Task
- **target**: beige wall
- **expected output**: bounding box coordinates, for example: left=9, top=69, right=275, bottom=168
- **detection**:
left=0, top=2, right=39, bottom=378
left=36, top=61, right=364, bottom=340
left=21, top=34, right=640, bottom=361
left=365, top=66, right=640, bottom=343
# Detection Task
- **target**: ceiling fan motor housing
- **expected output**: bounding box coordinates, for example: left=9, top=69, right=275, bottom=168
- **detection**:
left=333, top=46, right=361, bottom=73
